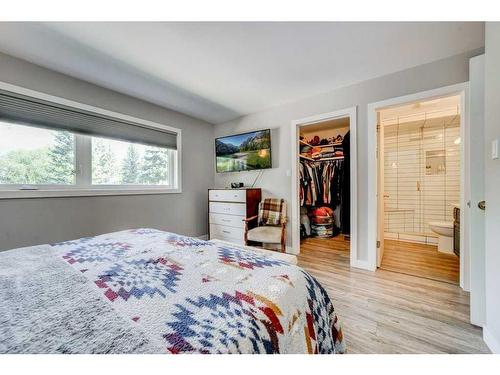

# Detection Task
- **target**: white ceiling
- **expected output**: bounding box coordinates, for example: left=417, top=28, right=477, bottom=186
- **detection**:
left=0, top=22, right=484, bottom=124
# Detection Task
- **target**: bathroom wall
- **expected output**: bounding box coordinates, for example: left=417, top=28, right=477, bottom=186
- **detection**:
left=383, top=115, right=461, bottom=243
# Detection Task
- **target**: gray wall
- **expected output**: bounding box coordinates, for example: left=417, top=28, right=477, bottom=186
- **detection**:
left=484, top=23, right=500, bottom=353
left=0, top=52, right=215, bottom=251
left=214, top=49, right=482, bottom=261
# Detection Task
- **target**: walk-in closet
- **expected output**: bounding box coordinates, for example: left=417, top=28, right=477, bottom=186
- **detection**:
left=298, top=117, right=351, bottom=256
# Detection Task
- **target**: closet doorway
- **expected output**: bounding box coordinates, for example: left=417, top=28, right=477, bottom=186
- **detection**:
left=291, top=107, right=357, bottom=268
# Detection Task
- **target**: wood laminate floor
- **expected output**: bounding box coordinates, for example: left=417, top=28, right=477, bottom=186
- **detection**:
left=298, top=236, right=489, bottom=354
left=380, top=239, right=459, bottom=284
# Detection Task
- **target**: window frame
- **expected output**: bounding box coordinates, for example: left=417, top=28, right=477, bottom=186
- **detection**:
left=0, top=82, right=182, bottom=199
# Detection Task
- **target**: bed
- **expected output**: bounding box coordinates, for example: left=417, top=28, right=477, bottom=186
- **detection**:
left=0, top=228, right=344, bottom=354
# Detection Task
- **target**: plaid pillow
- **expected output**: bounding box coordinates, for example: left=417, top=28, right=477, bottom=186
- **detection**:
left=258, top=198, right=284, bottom=226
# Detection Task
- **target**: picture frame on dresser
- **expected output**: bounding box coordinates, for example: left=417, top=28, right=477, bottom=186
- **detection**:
left=208, top=188, right=262, bottom=245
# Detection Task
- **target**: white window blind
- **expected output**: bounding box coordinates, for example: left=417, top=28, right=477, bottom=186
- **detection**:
left=0, top=90, right=177, bottom=150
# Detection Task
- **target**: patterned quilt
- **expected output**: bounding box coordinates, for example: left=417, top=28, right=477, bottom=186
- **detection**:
left=0, top=229, right=344, bottom=354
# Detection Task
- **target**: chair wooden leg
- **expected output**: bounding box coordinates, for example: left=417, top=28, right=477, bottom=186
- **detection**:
left=244, top=223, right=248, bottom=246
left=281, top=224, right=286, bottom=253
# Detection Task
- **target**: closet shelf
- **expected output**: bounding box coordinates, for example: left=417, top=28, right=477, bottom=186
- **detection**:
left=316, top=142, right=342, bottom=147
left=314, top=156, right=344, bottom=161
left=300, top=140, right=343, bottom=148
left=299, top=154, right=314, bottom=161
left=300, top=154, right=344, bottom=162
left=299, top=139, right=311, bottom=147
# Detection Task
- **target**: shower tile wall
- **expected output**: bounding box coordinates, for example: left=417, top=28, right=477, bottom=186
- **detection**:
left=383, top=115, right=460, bottom=242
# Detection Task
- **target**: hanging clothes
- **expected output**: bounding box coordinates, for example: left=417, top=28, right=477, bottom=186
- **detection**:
left=299, top=159, right=344, bottom=208
left=299, top=129, right=349, bottom=239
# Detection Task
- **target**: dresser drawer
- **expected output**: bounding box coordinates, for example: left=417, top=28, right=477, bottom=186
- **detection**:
left=210, top=224, right=244, bottom=242
left=209, top=201, right=246, bottom=216
left=210, top=234, right=245, bottom=245
left=209, top=213, right=245, bottom=229
left=209, top=189, right=246, bottom=203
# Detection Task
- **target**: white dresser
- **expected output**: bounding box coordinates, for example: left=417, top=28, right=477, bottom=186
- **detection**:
left=208, top=188, right=261, bottom=245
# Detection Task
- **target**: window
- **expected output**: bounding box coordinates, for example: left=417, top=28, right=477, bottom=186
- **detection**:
left=91, top=137, right=174, bottom=186
left=0, top=86, right=181, bottom=198
left=0, top=122, right=75, bottom=185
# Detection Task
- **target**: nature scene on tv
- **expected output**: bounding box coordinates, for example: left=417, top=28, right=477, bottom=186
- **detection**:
left=216, top=130, right=271, bottom=172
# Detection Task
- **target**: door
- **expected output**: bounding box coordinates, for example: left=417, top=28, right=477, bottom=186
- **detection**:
left=377, top=116, right=385, bottom=267
left=469, top=54, right=486, bottom=326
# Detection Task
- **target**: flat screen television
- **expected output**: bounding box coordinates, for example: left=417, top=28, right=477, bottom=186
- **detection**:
left=215, top=129, right=272, bottom=173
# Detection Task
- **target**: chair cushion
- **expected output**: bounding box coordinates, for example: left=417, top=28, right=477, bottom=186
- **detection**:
left=247, top=226, right=282, bottom=243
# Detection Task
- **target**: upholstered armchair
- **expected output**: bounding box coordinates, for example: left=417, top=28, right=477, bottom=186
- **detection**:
left=243, top=199, right=287, bottom=253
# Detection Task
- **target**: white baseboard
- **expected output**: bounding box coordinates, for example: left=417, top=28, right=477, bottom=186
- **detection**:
left=351, top=259, right=376, bottom=271
left=288, top=247, right=374, bottom=270
left=197, top=234, right=209, bottom=240
left=484, top=326, right=500, bottom=353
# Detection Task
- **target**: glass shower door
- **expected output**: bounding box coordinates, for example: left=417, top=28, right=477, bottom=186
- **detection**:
left=384, top=120, right=423, bottom=237
left=397, top=121, right=423, bottom=236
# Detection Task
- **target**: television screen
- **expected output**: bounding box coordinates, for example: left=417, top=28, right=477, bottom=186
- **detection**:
left=215, top=129, right=272, bottom=173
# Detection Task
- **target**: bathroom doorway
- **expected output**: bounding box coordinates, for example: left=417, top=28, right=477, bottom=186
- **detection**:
left=376, top=94, right=462, bottom=284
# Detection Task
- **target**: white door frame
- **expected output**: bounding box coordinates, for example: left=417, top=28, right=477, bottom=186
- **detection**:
left=468, top=55, right=485, bottom=326
left=367, top=82, right=470, bottom=290
left=290, top=107, right=359, bottom=268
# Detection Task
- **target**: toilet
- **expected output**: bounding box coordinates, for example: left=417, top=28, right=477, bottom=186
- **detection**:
left=429, top=221, right=454, bottom=254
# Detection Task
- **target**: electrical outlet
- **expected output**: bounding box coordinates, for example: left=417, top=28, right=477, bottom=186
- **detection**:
left=492, top=139, right=499, bottom=160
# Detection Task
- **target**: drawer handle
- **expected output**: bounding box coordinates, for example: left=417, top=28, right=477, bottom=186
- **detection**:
left=222, top=219, right=230, bottom=222
left=222, top=230, right=231, bottom=234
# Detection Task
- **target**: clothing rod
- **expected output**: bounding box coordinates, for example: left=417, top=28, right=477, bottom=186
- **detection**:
left=300, top=155, right=344, bottom=162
